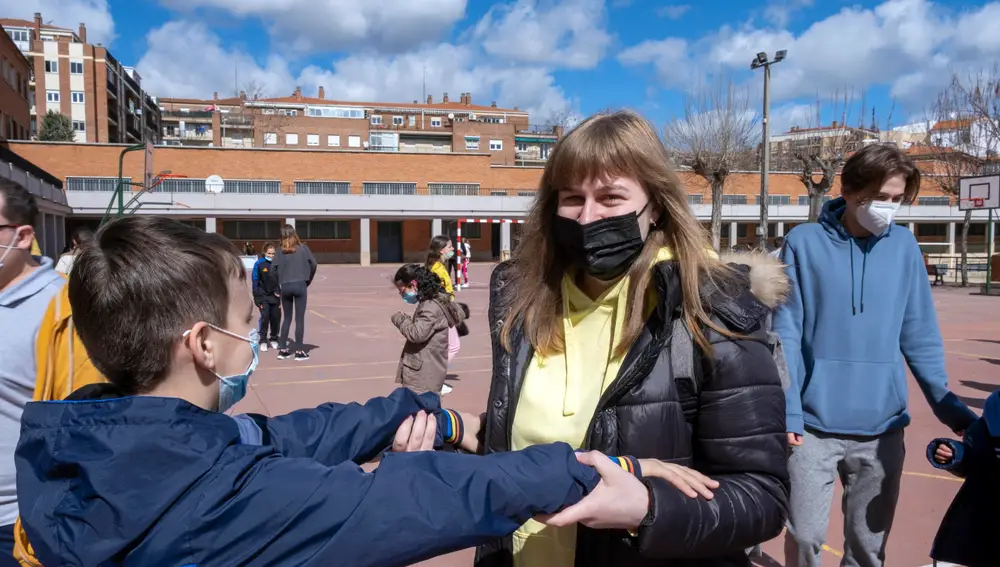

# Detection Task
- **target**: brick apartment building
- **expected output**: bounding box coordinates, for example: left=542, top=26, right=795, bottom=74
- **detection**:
left=0, top=12, right=160, bottom=144
left=0, top=24, right=31, bottom=140
left=769, top=122, right=880, bottom=168
left=159, top=88, right=561, bottom=166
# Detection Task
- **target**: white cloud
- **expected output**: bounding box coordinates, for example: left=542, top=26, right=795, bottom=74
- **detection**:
left=618, top=38, right=691, bottom=88
left=0, top=0, right=115, bottom=45
left=159, top=0, right=467, bottom=54
left=472, top=0, right=611, bottom=69
left=137, top=20, right=575, bottom=120
left=763, top=0, right=813, bottom=28
left=656, top=5, right=691, bottom=20
left=768, top=102, right=815, bottom=135
left=620, top=0, right=1000, bottom=114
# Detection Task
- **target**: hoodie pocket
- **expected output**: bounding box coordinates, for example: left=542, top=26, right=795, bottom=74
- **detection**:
left=801, top=358, right=907, bottom=434
left=402, top=353, right=423, bottom=371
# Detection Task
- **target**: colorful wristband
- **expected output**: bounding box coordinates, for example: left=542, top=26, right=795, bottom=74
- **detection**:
left=441, top=409, right=464, bottom=446
left=609, top=455, right=642, bottom=478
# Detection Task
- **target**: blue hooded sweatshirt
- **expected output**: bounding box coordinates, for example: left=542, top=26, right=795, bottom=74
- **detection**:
left=16, top=386, right=600, bottom=567
left=774, top=197, right=976, bottom=437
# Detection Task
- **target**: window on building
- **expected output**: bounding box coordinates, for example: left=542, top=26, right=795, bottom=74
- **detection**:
left=428, top=183, right=481, bottom=196
left=362, top=182, right=417, bottom=195
left=797, top=195, right=833, bottom=205
left=918, top=196, right=952, bottom=206
left=392, top=116, right=404, bottom=126
left=917, top=223, right=948, bottom=237
left=348, top=135, right=361, bottom=148
left=65, top=177, right=127, bottom=192
left=298, top=220, right=351, bottom=239
left=70, top=61, right=84, bottom=74
left=408, top=115, right=416, bottom=126
left=760, top=194, right=790, bottom=206
left=460, top=223, right=483, bottom=239
left=431, top=117, right=442, bottom=127
left=222, top=180, right=281, bottom=194
left=721, top=195, right=748, bottom=205
left=264, top=132, right=277, bottom=145
left=294, top=181, right=350, bottom=195
left=286, top=133, right=299, bottom=145
left=72, top=120, right=85, bottom=132
left=307, top=134, right=319, bottom=146
left=371, top=115, right=382, bottom=125
left=222, top=220, right=282, bottom=240
left=71, top=91, right=84, bottom=104
left=516, top=142, right=527, bottom=152
left=465, top=136, right=480, bottom=150
left=44, top=60, right=58, bottom=73
left=489, top=139, right=502, bottom=151
left=7, top=29, right=28, bottom=42
left=328, top=135, right=340, bottom=147
left=46, top=90, right=59, bottom=102
left=736, top=224, right=749, bottom=238
left=688, top=194, right=704, bottom=204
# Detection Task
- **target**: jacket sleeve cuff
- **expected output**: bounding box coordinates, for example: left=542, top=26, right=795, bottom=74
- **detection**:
left=435, top=409, right=464, bottom=447
left=926, top=438, right=964, bottom=471
left=609, top=455, right=642, bottom=478
left=786, top=413, right=804, bottom=435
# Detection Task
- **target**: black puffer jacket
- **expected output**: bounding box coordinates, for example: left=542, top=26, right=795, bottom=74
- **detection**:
left=475, top=255, right=790, bottom=567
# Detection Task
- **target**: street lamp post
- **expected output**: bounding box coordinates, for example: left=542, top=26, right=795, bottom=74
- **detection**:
left=751, top=50, right=787, bottom=251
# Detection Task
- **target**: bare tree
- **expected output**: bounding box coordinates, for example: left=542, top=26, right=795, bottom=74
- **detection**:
left=663, top=77, right=759, bottom=251
left=772, top=88, right=875, bottom=221
left=221, top=80, right=291, bottom=148
left=540, top=103, right=578, bottom=132
left=931, top=68, right=1000, bottom=283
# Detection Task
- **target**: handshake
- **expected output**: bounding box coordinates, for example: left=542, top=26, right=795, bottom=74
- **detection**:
left=392, top=410, right=719, bottom=532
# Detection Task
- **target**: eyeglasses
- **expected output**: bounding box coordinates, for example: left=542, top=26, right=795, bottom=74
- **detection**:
left=0, top=224, right=20, bottom=230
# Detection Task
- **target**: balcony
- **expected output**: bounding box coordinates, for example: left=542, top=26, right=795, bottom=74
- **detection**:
left=162, top=110, right=214, bottom=121
left=219, top=115, right=253, bottom=128
left=516, top=124, right=560, bottom=137
left=369, top=121, right=452, bottom=134
left=164, top=129, right=213, bottom=142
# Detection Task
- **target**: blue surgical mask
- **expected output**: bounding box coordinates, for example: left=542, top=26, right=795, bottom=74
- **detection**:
left=402, top=291, right=418, bottom=304
left=264, top=256, right=273, bottom=262
left=444, top=250, right=455, bottom=260
left=184, top=325, right=259, bottom=413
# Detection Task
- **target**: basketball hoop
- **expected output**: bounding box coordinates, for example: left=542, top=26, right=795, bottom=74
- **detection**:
left=147, top=173, right=187, bottom=192
left=973, top=197, right=985, bottom=208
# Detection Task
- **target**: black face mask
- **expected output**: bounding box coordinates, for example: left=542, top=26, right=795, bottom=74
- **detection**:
left=552, top=204, right=650, bottom=281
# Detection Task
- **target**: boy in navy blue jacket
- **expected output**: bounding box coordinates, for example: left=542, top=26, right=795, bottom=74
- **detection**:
left=14, top=216, right=610, bottom=567
left=251, top=242, right=280, bottom=351
left=926, top=390, right=1000, bottom=567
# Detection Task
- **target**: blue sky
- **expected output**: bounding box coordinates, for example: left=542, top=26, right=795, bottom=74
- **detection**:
left=4, top=0, right=999, bottom=132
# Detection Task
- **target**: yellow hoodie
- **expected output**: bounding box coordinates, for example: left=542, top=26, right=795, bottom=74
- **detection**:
left=13, top=279, right=106, bottom=567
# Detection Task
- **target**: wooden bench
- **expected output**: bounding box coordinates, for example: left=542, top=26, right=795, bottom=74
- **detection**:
left=927, top=263, right=948, bottom=285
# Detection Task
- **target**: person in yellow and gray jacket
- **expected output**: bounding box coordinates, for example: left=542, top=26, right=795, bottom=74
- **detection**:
left=425, top=235, right=458, bottom=394
left=13, top=279, right=105, bottom=567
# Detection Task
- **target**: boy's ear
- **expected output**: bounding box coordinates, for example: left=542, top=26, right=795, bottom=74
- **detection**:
left=183, top=322, right=217, bottom=373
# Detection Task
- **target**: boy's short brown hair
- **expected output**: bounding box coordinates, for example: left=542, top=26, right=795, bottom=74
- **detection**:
left=840, top=143, right=921, bottom=204
left=68, top=216, right=246, bottom=394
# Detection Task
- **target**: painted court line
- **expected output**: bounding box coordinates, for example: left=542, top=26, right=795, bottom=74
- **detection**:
left=822, top=543, right=844, bottom=558
left=902, top=470, right=963, bottom=483
left=261, top=367, right=493, bottom=387
left=946, top=349, right=1000, bottom=363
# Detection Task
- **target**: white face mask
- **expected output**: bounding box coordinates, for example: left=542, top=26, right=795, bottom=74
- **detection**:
left=0, top=229, right=23, bottom=271
left=855, top=200, right=899, bottom=236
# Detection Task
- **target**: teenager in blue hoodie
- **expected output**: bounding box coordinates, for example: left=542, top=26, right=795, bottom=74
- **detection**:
left=251, top=242, right=280, bottom=352
left=773, top=144, right=977, bottom=567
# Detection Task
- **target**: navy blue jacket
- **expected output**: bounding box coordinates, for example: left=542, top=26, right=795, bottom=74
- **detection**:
left=928, top=390, right=1000, bottom=567
left=15, top=386, right=599, bottom=567
left=252, top=257, right=280, bottom=304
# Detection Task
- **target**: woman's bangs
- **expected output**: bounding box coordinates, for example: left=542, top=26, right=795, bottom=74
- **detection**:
left=547, top=122, right=640, bottom=190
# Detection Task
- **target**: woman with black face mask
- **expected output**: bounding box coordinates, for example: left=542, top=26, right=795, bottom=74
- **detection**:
left=462, top=110, right=791, bottom=567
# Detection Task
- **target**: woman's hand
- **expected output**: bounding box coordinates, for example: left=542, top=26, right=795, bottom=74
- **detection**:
left=787, top=432, right=804, bottom=446
left=391, top=411, right=437, bottom=452
left=457, top=411, right=484, bottom=454
left=537, top=451, right=649, bottom=531
left=638, top=460, right=719, bottom=499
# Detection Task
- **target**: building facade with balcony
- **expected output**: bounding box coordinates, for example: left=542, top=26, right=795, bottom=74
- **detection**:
left=0, top=12, right=159, bottom=144
left=769, top=122, right=881, bottom=166
left=158, top=88, right=533, bottom=164
left=0, top=24, right=31, bottom=140
left=8, top=140, right=996, bottom=271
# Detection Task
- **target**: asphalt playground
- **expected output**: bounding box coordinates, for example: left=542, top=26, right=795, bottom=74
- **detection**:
left=230, top=263, right=1000, bottom=567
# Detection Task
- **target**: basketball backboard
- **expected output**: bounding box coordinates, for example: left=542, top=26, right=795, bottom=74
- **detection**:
left=959, top=175, right=1000, bottom=210
left=205, top=175, right=224, bottom=194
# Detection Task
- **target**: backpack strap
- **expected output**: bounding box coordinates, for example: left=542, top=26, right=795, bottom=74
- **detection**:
left=669, top=316, right=700, bottom=427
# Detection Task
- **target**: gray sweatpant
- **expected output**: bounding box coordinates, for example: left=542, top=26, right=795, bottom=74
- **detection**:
left=784, top=428, right=905, bottom=567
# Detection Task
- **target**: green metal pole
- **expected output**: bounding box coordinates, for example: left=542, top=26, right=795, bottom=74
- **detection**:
left=100, top=144, right=146, bottom=227
left=987, top=208, right=994, bottom=296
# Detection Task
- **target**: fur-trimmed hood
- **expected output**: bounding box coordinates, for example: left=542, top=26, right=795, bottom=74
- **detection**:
left=720, top=251, right=789, bottom=309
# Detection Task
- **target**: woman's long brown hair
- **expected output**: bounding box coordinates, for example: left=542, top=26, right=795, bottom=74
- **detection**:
left=280, top=224, right=300, bottom=254
left=500, top=110, right=737, bottom=358
left=425, top=235, right=450, bottom=269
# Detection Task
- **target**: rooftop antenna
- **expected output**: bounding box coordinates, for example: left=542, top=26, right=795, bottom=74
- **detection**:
left=422, top=65, right=426, bottom=103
